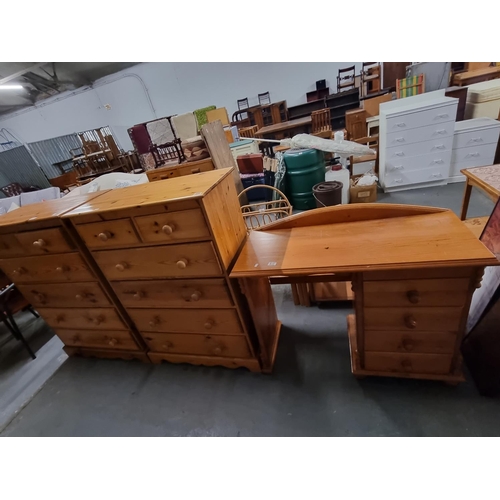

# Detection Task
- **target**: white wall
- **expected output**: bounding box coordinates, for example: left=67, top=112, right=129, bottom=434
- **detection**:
left=0, top=62, right=362, bottom=150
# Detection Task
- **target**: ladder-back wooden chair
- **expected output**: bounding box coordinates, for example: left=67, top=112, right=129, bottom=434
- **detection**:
left=311, top=109, right=332, bottom=136
left=337, top=65, right=356, bottom=92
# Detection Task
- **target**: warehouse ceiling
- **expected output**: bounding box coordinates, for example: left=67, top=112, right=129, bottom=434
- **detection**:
left=0, top=62, right=139, bottom=117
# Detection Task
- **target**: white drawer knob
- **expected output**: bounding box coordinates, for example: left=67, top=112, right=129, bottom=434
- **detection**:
left=466, top=152, right=479, bottom=158
left=395, top=138, right=404, bottom=143
left=33, top=239, right=46, bottom=248
left=162, top=224, right=174, bottom=235
left=176, top=258, right=188, bottom=269
left=394, top=152, right=404, bottom=157
left=433, top=144, right=445, bottom=150
left=470, top=138, right=482, bottom=143
left=432, top=159, right=444, bottom=164
left=435, top=114, right=448, bottom=119
left=396, top=123, right=406, bottom=128
left=435, top=129, right=446, bottom=135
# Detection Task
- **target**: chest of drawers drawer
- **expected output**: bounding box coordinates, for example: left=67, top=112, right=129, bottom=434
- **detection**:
left=364, top=330, right=456, bottom=354
left=385, top=137, right=453, bottom=160
left=0, top=253, right=94, bottom=283
left=386, top=122, right=455, bottom=148
left=94, top=242, right=222, bottom=280
left=142, top=332, right=251, bottom=358
left=451, top=143, right=497, bottom=164
left=14, top=227, right=74, bottom=255
left=384, top=164, right=449, bottom=188
left=37, top=307, right=126, bottom=330
left=385, top=149, right=452, bottom=175
left=364, top=306, right=462, bottom=332
left=134, top=209, right=210, bottom=244
left=55, top=329, right=139, bottom=350
left=363, top=278, right=470, bottom=307
left=129, top=308, right=243, bottom=334
left=385, top=104, right=456, bottom=133
left=364, top=352, right=452, bottom=375
left=0, top=234, right=25, bottom=258
left=112, top=278, right=233, bottom=308
left=453, top=127, right=500, bottom=150
left=76, top=219, right=140, bottom=249
left=17, top=282, right=111, bottom=308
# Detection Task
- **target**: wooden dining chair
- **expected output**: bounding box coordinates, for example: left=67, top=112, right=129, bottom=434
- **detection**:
left=237, top=98, right=249, bottom=110
left=361, top=62, right=381, bottom=96
left=337, top=66, right=356, bottom=92
left=239, top=125, right=259, bottom=139
left=396, top=74, right=426, bottom=98
left=348, top=135, right=379, bottom=176
left=311, top=109, right=332, bottom=135
left=258, top=92, right=271, bottom=106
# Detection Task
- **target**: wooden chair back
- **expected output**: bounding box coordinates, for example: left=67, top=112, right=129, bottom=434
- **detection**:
left=239, top=125, right=259, bottom=139
left=237, top=98, right=249, bottom=110
left=348, top=135, right=379, bottom=176
left=396, top=74, right=425, bottom=98
left=258, top=92, right=271, bottom=106
left=337, top=65, right=356, bottom=92
left=311, top=108, right=331, bottom=134
left=361, top=62, right=381, bottom=96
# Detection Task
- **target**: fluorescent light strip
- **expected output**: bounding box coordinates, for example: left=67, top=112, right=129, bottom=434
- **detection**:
left=0, top=85, right=23, bottom=90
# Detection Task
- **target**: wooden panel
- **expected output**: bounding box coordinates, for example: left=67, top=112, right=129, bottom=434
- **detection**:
left=93, top=242, right=222, bottom=280
left=311, top=281, right=353, bottom=301
left=55, top=329, right=138, bottom=350
left=383, top=62, right=410, bottom=89
left=112, top=278, right=233, bottom=308
left=14, top=227, right=73, bottom=255
left=364, top=352, right=452, bottom=375
left=201, top=175, right=247, bottom=270
left=76, top=219, right=140, bottom=249
left=37, top=307, right=126, bottom=330
left=17, top=282, right=110, bottom=308
left=345, top=108, right=367, bottom=140
left=365, top=330, right=456, bottom=354
left=364, top=267, right=475, bottom=281
left=142, top=332, right=251, bottom=358
left=363, top=278, right=470, bottom=307
left=134, top=209, right=210, bottom=244
left=364, top=306, right=462, bottom=332
left=0, top=233, right=25, bottom=258
left=363, top=93, right=393, bottom=117
left=64, top=346, right=149, bottom=361
left=130, top=308, right=243, bottom=334
left=177, top=160, right=214, bottom=177
left=147, top=352, right=261, bottom=372
left=0, top=253, right=94, bottom=283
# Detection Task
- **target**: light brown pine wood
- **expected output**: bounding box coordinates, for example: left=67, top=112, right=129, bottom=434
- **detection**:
left=55, top=329, right=139, bottom=350
left=0, top=234, right=26, bottom=258
left=37, top=307, right=126, bottom=331
left=14, top=227, right=74, bottom=255
left=147, top=352, right=261, bottom=372
left=364, top=352, right=452, bottom=375
left=63, top=346, right=150, bottom=362
left=364, top=330, right=456, bottom=354
left=76, top=219, right=140, bottom=249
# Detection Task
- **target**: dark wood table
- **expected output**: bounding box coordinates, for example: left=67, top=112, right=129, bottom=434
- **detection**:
left=254, top=116, right=312, bottom=139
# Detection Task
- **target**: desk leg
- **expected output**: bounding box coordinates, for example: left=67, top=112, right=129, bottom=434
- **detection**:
left=460, top=181, right=473, bottom=220
left=239, top=277, right=282, bottom=373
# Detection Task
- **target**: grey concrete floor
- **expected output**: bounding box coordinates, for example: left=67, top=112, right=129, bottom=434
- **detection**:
left=1, top=181, right=499, bottom=437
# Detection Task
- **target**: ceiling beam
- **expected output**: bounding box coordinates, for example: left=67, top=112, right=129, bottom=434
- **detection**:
left=0, top=63, right=48, bottom=86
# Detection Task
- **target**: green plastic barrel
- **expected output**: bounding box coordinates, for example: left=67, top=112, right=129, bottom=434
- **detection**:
left=284, top=149, right=325, bottom=210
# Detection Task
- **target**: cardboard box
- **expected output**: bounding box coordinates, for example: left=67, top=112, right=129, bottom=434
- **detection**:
left=350, top=175, right=377, bottom=203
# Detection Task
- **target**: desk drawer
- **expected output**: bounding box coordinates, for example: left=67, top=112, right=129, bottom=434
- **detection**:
left=113, top=278, right=233, bottom=308
left=364, top=352, right=452, bottom=375
left=38, top=307, right=126, bottom=330
left=134, top=209, right=210, bottom=244
left=385, top=104, right=456, bottom=133
left=94, top=242, right=222, bottom=280
left=17, top=282, right=110, bottom=308
left=76, top=219, right=140, bottom=249
left=365, top=330, right=456, bottom=354
left=15, top=228, right=73, bottom=255
left=130, top=308, right=243, bottom=334
left=55, top=329, right=138, bottom=350
left=0, top=234, right=25, bottom=258
left=0, top=253, right=94, bottom=283
left=363, top=278, right=470, bottom=307
left=143, top=332, right=251, bottom=358
left=453, top=127, right=500, bottom=150
left=385, top=137, right=453, bottom=159
left=386, top=121, right=455, bottom=148
left=364, top=307, right=462, bottom=332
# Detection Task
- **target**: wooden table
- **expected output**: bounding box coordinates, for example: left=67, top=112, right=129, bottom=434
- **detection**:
left=460, top=164, right=500, bottom=220
left=254, top=116, right=312, bottom=139
left=452, top=67, right=500, bottom=87
left=230, top=204, right=498, bottom=382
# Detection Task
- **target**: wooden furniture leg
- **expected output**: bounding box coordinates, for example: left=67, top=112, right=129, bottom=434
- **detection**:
left=460, top=180, right=473, bottom=220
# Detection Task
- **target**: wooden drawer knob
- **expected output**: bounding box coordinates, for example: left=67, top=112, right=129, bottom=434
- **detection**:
left=204, top=320, right=214, bottom=330
left=12, top=267, right=26, bottom=275
left=33, top=239, right=46, bottom=248
left=108, top=338, right=117, bottom=347
left=75, top=293, right=85, bottom=301
left=176, top=258, right=188, bottom=269
left=190, top=291, right=201, bottom=301
left=213, top=346, right=222, bottom=355
left=401, top=359, right=412, bottom=370
left=35, top=292, right=46, bottom=303
left=161, top=342, right=173, bottom=350
left=115, top=262, right=128, bottom=272
left=162, top=224, right=175, bottom=235
left=56, top=315, right=65, bottom=324
left=56, top=265, right=68, bottom=273
left=149, top=317, right=160, bottom=327
left=404, top=314, right=417, bottom=329
left=402, top=339, right=414, bottom=352
left=98, top=231, right=112, bottom=242
left=406, top=290, right=420, bottom=304
left=133, top=291, right=143, bottom=300
left=93, top=315, right=104, bottom=325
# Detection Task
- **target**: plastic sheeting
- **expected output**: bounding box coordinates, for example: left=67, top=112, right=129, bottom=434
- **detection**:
left=280, top=134, right=375, bottom=157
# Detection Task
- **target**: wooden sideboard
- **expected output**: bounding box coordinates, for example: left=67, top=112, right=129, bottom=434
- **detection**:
left=230, top=204, right=498, bottom=383
left=0, top=193, right=149, bottom=361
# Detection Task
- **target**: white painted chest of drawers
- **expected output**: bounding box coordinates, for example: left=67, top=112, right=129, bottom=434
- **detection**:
left=448, top=118, right=500, bottom=183
left=379, top=92, right=459, bottom=192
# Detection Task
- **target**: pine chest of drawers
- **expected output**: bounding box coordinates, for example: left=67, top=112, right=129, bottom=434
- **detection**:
left=379, top=92, right=459, bottom=192
left=63, top=168, right=265, bottom=372
left=0, top=193, right=148, bottom=361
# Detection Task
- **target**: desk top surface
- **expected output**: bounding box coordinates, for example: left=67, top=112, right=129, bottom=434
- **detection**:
left=462, top=164, right=500, bottom=195
left=230, top=205, right=497, bottom=277
left=255, top=117, right=312, bottom=136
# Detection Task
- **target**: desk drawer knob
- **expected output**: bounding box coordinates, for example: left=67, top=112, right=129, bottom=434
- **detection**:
left=93, top=315, right=104, bottom=325
left=133, top=291, right=143, bottom=300
left=401, top=359, right=412, bottom=370
left=98, top=231, right=112, bottom=242
left=33, top=239, right=46, bottom=248
left=204, top=320, right=214, bottom=330
left=402, top=339, right=414, bottom=352
left=404, top=314, right=417, bottom=329
left=56, top=265, right=68, bottom=273
left=176, top=258, right=188, bottom=269
left=406, top=290, right=420, bottom=304
left=108, top=338, right=117, bottom=347
left=115, top=262, right=128, bottom=272
left=162, top=224, right=175, bottom=235
left=213, top=347, right=222, bottom=355
left=190, top=291, right=201, bottom=301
